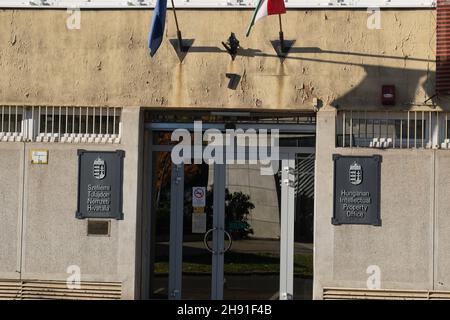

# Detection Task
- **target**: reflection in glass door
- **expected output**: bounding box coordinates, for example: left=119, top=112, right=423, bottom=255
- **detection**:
left=150, top=151, right=172, bottom=299
left=222, top=154, right=314, bottom=300
left=222, top=162, right=281, bottom=299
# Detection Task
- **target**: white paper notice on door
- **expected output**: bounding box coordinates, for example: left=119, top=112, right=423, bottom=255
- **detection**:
left=192, top=213, right=206, bottom=234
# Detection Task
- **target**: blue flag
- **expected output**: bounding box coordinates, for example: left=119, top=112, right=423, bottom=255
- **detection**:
left=148, top=0, right=167, bottom=57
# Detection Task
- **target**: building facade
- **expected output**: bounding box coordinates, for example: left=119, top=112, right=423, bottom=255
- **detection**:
left=0, top=0, right=446, bottom=300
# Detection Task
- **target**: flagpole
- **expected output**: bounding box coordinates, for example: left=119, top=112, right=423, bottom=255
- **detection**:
left=170, top=0, right=183, bottom=51
left=245, top=0, right=264, bottom=37
left=278, top=14, right=285, bottom=53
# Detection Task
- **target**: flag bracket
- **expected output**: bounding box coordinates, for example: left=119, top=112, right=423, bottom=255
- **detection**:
left=169, top=38, right=194, bottom=63
left=271, top=39, right=295, bottom=62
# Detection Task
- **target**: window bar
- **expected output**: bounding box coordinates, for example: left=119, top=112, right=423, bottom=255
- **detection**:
left=342, top=111, right=346, bottom=147
left=72, top=107, right=75, bottom=135
left=106, top=107, right=109, bottom=135
left=21, top=106, right=24, bottom=137
left=24, top=106, right=27, bottom=137
left=422, top=111, right=424, bottom=148
left=414, top=112, right=417, bottom=149
left=65, top=107, right=68, bottom=136
left=365, top=111, right=368, bottom=139
left=45, top=106, right=48, bottom=135
left=79, top=107, right=82, bottom=134
left=379, top=117, right=382, bottom=140
left=1, top=106, right=4, bottom=132
left=51, top=106, right=54, bottom=136
left=407, top=111, right=410, bottom=149
left=361, top=112, right=364, bottom=140
left=100, top=107, right=103, bottom=135
left=31, top=106, right=34, bottom=142
left=113, top=108, right=116, bottom=135
left=118, top=110, right=122, bottom=139
left=38, top=106, right=41, bottom=136
left=359, top=112, right=362, bottom=141
left=18, top=106, right=22, bottom=138
left=93, top=107, right=96, bottom=134
left=349, top=111, right=353, bottom=148
left=86, top=107, right=89, bottom=135
left=58, top=106, right=61, bottom=140
left=372, top=118, right=375, bottom=141
left=400, top=119, right=403, bottom=149
left=356, top=112, right=360, bottom=139
left=371, top=119, right=375, bottom=140
left=446, top=113, right=448, bottom=140
left=429, top=111, right=432, bottom=148
left=436, top=112, right=439, bottom=148
left=392, top=119, right=396, bottom=149
left=14, top=106, right=17, bottom=133
left=8, top=106, right=11, bottom=133
left=385, top=111, right=388, bottom=139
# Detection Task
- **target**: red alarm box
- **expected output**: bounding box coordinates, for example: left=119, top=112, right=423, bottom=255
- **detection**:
left=382, top=85, right=396, bottom=105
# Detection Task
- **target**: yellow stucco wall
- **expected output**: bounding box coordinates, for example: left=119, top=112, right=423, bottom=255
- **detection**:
left=0, top=9, right=436, bottom=110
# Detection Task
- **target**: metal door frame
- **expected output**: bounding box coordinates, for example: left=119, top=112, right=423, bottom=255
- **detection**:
left=211, top=163, right=226, bottom=300
left=168, top=163, right=184, bottom=300
left=279, top=153, right=296, bottom=300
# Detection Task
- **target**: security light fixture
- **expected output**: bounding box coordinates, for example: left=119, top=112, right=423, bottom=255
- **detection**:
left=381, top=85, right=396, bottom=105
left=222, top=33, right=240, bottom=61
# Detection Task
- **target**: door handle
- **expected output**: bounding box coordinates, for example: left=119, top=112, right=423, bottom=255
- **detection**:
left=203, top=228, right=233, bottom=254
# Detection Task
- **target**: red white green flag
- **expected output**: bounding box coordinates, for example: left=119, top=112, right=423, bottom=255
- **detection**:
left=245, top=0, right=286, bottom=37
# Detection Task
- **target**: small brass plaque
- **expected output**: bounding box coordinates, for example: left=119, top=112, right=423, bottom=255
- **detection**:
left=31, top=150, right=48, bottom=164
left=87, top=220, right=110, bottom=236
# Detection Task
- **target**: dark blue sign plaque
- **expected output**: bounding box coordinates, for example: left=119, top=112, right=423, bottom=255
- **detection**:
left=332, top=154, right=382, bottom=226
left=76, top=150, right=125, bottom=220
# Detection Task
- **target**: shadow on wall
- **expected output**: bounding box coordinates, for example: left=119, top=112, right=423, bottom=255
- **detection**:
left=182, top=43, right=436, bottom=108
left=331, top=65, right=436, bottom=109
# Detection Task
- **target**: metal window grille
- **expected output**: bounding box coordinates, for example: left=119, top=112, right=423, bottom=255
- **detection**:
left=0, top=106, right=121, bottom=144
left=0, top=106, right=25, bottom=142
left=336, top=111, right=446, bottom=149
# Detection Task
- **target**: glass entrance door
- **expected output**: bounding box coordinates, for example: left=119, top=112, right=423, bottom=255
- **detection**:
left=180, top=161, right=214, bottom=299
left=150, top=152, right=215, bottom=299
left=221, top=160, right=283, bottom=300
left=149, top=135, right=314, bottom=300
left=221, top=154, right=303, bottom=300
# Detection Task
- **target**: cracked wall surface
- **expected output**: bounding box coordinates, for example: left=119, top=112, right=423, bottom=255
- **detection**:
left=0, top=9, right=436, bottom=110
